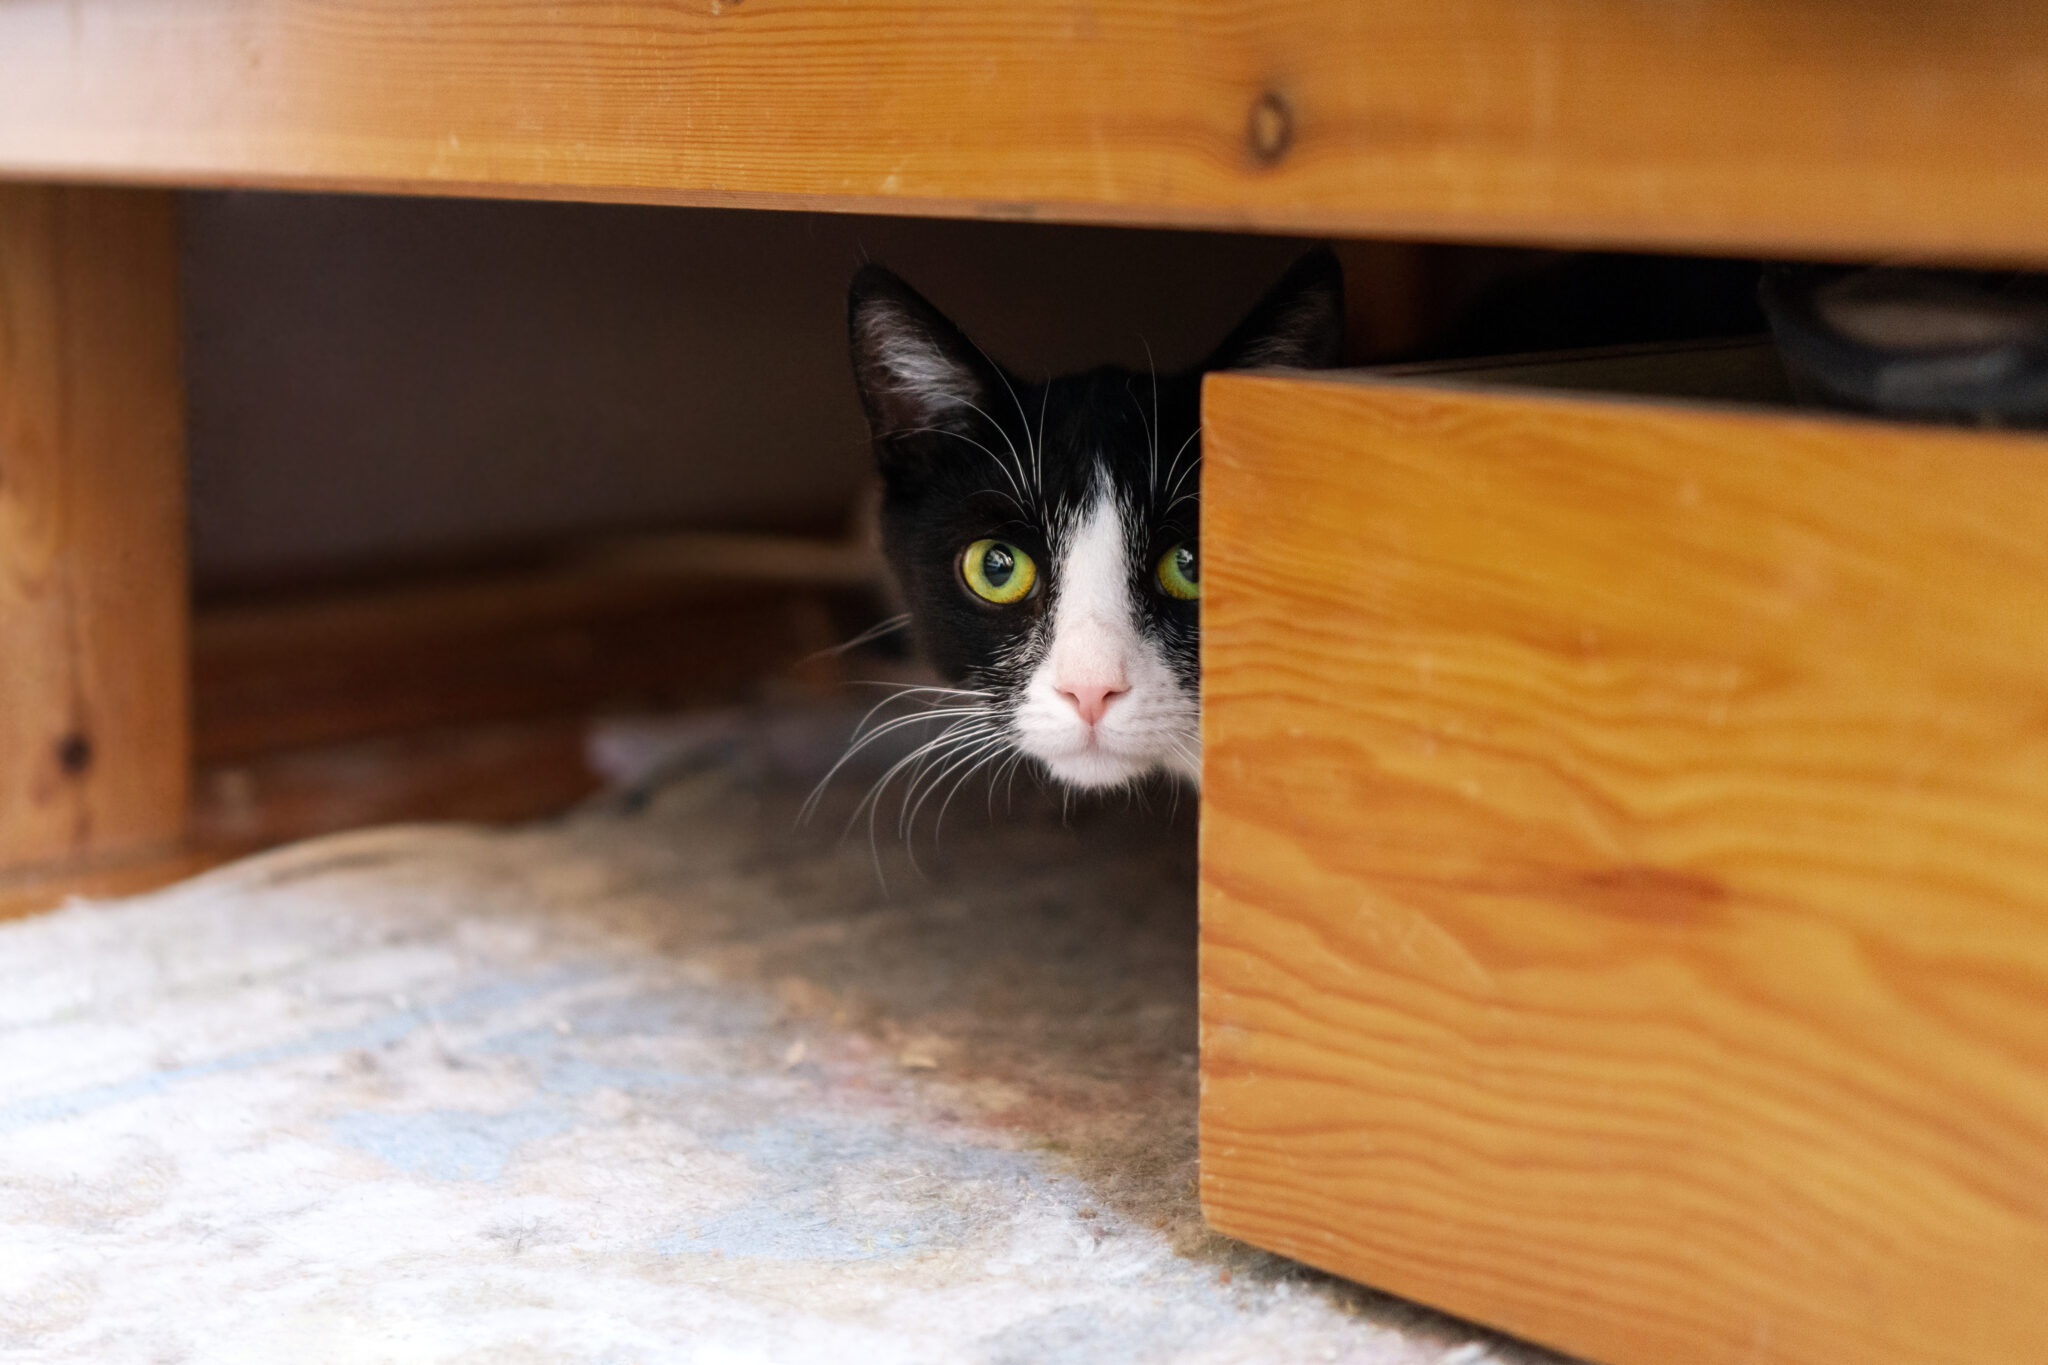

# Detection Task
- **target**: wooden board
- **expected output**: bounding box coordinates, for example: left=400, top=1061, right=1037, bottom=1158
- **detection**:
left=193, top=532, right=875, bottom=761
left=0, top=529, right=885, bottom=920
left=3, top=2, right=2048, bottom=262
left=0, top=185, right=187, bottom=874
left=1198, top=371, right=2048, bottom=1365
left=189, top=720, right=605, bottom=854
left=0, top=719, right=602, bottom=922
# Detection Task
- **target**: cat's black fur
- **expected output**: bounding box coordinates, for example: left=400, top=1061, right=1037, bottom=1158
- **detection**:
left=845, top=248, right=1343, bottom=791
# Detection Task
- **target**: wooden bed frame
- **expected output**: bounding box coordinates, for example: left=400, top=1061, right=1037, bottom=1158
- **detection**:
left=5, top=6, right=2046, bottom=1362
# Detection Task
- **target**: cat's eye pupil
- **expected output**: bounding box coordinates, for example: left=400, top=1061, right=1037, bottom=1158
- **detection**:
left=962, top=537, right=1037, bottom=604
left=982, top=545, right=1015, bottom=586
left=1155, top=540, right=1200, bottom=601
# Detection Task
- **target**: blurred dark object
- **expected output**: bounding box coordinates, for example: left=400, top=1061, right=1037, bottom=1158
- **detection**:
left=1762, top=264, right=2048, bottom=427
left=1415, top=251, right=1767, bottom=360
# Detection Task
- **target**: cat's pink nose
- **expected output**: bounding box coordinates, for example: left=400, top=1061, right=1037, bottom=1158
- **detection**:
left=1057, top=679, right=1130, bottom=726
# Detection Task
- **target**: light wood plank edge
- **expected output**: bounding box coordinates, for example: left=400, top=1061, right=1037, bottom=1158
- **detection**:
left=7, top=1, right=2048, bottom=263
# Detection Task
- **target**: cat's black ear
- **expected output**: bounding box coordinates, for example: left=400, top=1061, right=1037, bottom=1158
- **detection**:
left=848, top=265, right=998, bottom=447
left=1205, top=246, right=1346, bottom=371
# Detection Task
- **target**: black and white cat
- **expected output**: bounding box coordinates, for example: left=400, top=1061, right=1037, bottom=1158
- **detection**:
left=845, top=248, right=1343, bottom=796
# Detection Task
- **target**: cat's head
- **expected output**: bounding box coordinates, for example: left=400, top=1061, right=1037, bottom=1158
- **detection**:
left=847, top=249, right=1343, bottom=792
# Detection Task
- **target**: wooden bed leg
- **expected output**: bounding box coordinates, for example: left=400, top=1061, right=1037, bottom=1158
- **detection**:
left=0, top=185, right=188, bottom=881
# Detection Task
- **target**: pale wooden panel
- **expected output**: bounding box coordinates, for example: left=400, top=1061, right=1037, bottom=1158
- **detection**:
left=0, top=186, right=188, bottom=871
left=1199, top=372, right=2048, bottom=1365
left=3, top=2, right=2048, bottom=261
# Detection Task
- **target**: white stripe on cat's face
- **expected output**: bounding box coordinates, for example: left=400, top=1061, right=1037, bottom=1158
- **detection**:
left=1013, top=486, right=1200, bottom=789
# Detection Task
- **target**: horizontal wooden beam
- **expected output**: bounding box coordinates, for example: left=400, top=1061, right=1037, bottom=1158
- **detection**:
left=194, top=531, right=879, bottom=760
left=2, top=2, right=2047, bottom=262
left=0, top=529, right=885, bottom=919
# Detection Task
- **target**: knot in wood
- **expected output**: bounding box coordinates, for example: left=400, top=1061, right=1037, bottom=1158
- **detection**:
left=55, top=731, right=94, bottom=777
left=1246, top=91, right=1293, bottom=167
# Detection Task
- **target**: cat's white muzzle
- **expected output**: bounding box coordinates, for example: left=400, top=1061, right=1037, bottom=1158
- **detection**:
left=1013, top=670, right=1200, bottom=790
left=1011, top=488, right=1201, bottom=789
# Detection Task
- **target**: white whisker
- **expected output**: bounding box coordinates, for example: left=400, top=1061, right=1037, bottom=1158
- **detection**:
left=799, top=696, right=994, bottom=825
left=849, top=720, right=984, bottom=833
left=988, top=747, right=1029, bottom=818
left=929, top=737, right=1016, bottom=841
left=867, top=719, right=1001, bottom=873
left=966, top=339, right=1044, bottom=511
left=1034, top=383, right=1050, bottom=501
left=951, top=397, right=1039, bottom=515
left=904, top=728, right=1011, bottom=840
left=895, top=425, right=1029, bottom=512
left=809, top=613, right=912, bottom=661
left=1161, top=425, right=1203, bottom=513
left=1141, top=337, right=1160, bottom=493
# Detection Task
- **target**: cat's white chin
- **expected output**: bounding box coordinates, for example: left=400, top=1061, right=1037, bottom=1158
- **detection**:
left=1039, top=748, right=1155, bottom=791
left=1028, top=735, right=1202, bottom=791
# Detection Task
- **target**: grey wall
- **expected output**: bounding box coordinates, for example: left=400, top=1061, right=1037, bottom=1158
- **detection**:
left=181, top=193, right=1316, bottom=587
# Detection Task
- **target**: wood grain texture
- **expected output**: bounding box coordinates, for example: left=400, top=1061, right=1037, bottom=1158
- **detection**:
left=193, top=532, right=874, bottom=761
left=0, top=530, right=883, bottom=919
left=4, top=2, right=2048, bottom=261
left=1198, top=372, right=2048, bottom=1365
left=0, top=185, right=187, bottom=873
left=190, top=720, right=603, bottom=853
left=0, top=717, right=603, bottom=922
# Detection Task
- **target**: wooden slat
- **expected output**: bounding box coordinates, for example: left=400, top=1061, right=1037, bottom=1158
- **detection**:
left=193, top=532, right=874, bottom=761
left=190, top=720, right=604, bottom=852
left=1199, top=371, right=2048, bottom=1365
left=0, top=185, right=187, bottom=874
left=3, top=2, right=2048, bottom=262
left=0, top=719, right=604, bottom=922
left=1, top=528, right=887, bottom=917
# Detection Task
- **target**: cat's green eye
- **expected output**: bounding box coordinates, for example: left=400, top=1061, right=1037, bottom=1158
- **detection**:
left=1156, top=542, right=1200, bottom=601
left=961, top=538, right=1039, bottom=605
